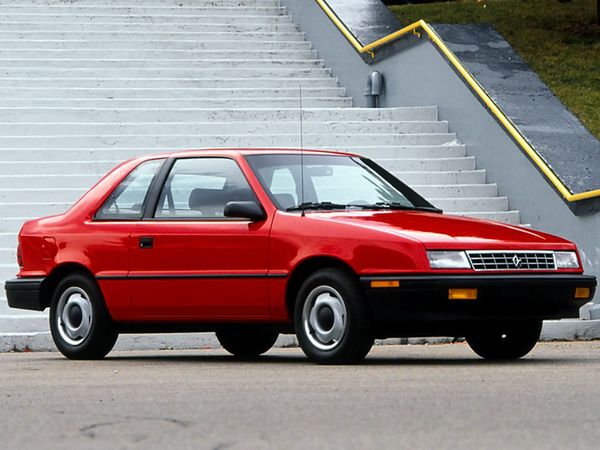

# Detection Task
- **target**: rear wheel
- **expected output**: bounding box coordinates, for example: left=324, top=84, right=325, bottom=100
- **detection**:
left=294, top=268, right=374, bottom=364
left=466, top=319, right=542, bottom=360
left=49, top=273, right=118, bottom=360
left=216, top=327, right=278, bottom=357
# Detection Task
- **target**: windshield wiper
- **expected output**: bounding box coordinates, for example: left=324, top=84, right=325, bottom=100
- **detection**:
left=373, top=202, right=442, bottom=213
left=286, top=201, right=441, bottom=213
left=286, top=202, right=370, bottom=212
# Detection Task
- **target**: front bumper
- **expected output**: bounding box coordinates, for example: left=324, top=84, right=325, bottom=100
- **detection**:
left=5, top=278, right=45, bottom=311
left=361, top=274, right=596, bottom=325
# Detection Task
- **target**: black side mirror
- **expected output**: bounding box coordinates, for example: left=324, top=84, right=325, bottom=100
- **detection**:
left=224, top=201, right=266, bottom=222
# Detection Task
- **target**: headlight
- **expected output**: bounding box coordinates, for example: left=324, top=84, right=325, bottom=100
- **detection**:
left=427, top=251, right=471, bottom=269
left=554, top=251, right=579, bottom=269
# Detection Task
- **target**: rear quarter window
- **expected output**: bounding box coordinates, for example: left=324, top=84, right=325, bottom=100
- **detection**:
left=95, top=159, right=164, bottom=220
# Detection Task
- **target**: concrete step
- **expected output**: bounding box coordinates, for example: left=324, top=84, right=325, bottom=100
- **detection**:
left=0, top=160, right=120, bottom=175
left=0, top=77, right=341, bottom=89
left=0, top=97, right=352, bottom=108
left=0, top=248, right=17, bottom=264
left=0, top=121, right=448, bottom=136
left=0, top=14, right=298, bottom=27
left=0, top=144, right=456, bottom=158
left=0, top=264, right=18, bottom=282
left=0, top=39, right=313, bottom=51
left=0, top=133, right=458, bottom=149
left=396, top=170, right=487, bottom=185
left=452, top=211, right=521, bottom=225
left=0, top=107, right=440, bottom=123
left=0, top=219, right=30, bottom=234
left=0, top=67, right=334, bottom=78
left=0, top=14, right=293, bottom=24
left=411, top=183, right=497, bottom=198
left=316, top=120, right=448, bottom=134
left=378, top=157, right=475, bottom=172
left=3, top=0, right=281, bottom=6
left=0, top=6, right=287, bottom=17
left=0, top=154, right=469, bottom=175
left=0, top=207, right=66, bottom=225
left=0, top=233, right=18, bottom=248
left=0, top=86, right=345, bottom=99
left=0, top=188, right=86, bottom=204
left=0, top=144, right=462, bottom=161
left=324, top=144, right=465, bottom=158
left=0, top=174, right=102, bottom=190
left=431, top=197, right=509, bottom=213
left=0, top=22, right=300, bottom=32
left=0, top=31, right=308, bottom=41
left=0, top=148, right=165, bottom=161
left=0, top=59, right=327, bottom=69
left=0, top=203, right=71, bottom=218
left=0, top=315, right=48, bottom=333
left=0, top=49, right=318, bottom=59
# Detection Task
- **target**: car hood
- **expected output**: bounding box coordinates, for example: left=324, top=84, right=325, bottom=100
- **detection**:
left=310, top=210, right=574, bottom=250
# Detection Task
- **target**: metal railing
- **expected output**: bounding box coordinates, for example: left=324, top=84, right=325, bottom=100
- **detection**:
left=314, top=0, right=600, bottom=202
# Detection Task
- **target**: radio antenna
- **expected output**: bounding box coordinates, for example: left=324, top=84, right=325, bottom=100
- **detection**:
left=299, top=83, right=305, bottom=217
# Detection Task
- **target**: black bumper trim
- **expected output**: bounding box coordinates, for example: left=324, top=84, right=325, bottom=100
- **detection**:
left=5, top=278, right=45, bottom=311
left=360, top=274, right=597, bottom=288
left=360, top=274, right=597, bottom=323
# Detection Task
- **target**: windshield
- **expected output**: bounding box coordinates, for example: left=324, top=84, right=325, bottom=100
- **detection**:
left=245, top=154, right=437, bottom=212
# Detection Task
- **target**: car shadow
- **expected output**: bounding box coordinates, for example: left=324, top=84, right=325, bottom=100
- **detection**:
left=94, top=352, right=588, bottom=367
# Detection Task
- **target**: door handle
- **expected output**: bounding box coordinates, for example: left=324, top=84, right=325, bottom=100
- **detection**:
left=139, top=237, right=154, bottom=249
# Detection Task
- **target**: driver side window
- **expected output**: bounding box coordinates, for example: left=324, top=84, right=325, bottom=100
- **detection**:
left=154, top=157, right=256, bottom=219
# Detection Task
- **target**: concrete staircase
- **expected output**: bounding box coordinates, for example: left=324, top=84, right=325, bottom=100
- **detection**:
left=0, top=0, right=520, bottom=341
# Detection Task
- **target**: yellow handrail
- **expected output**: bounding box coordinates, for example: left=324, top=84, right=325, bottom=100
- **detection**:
left=314, top=0, right=600, bottom=202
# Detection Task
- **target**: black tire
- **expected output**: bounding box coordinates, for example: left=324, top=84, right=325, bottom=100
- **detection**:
left=294, top=268, right=373, bottom=364
left=49, top=273, right=118, bottom=360
left=216, top=326, right=279, bottom=357
left=466, top=320, right=542, bottom=360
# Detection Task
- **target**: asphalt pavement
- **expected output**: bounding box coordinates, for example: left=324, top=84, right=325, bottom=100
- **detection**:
left=1, top=341, right=600, bottom=450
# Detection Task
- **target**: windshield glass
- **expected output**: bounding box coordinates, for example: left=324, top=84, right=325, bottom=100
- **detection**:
left=246, top=154, right=434, bottom=212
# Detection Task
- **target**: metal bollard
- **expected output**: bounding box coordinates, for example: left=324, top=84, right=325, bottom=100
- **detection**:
left=365, top=71, right=384, bottom=108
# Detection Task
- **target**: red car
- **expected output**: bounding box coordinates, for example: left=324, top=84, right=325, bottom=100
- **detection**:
left=5, top=149, right=596, bottom=363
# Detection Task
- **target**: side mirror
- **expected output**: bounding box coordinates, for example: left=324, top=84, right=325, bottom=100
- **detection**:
left=224, top=201, right=266, bottom=222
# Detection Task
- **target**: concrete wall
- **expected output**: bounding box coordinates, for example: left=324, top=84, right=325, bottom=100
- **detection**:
left=282, top=0, right=600, bottom=317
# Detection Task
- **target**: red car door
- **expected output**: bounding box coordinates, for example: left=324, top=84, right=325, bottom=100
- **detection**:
left=128, top=156, right=272, bottom=321
left=90, top=158, right=166, bottom=320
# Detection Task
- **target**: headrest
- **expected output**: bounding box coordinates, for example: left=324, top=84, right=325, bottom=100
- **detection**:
left=188, top=188, right=227, bottom=210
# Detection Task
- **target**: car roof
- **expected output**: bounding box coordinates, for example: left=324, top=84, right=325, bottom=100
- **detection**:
left=136, top=148, right=359, bottom=162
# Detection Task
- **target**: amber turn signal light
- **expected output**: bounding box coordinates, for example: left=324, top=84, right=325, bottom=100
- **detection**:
left=370, top=280, right=400, bottom=288
left=575, top=287, right=591, bottom=299
left=448, top=288, right=478, bottom=300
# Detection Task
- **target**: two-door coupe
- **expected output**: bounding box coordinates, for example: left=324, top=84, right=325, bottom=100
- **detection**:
left=5, top=149, right=596, bottom=363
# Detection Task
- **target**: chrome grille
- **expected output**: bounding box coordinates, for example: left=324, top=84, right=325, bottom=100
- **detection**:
left=467, top=251, right=555, bottom=271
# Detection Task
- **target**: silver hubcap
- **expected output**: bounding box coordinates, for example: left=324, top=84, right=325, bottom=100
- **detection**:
left=302, top=285, right=347, bottom=351
left=56, top=286, right=93, bottom=346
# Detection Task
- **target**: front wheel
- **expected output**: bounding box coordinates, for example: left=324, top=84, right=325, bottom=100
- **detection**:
left=294, top=268, right=374, bottom=364
left=216, top=327, right=279, bottom=357
left=49, top=273, right=118, bottom=360
left=466, top=319, right=542, bottom=360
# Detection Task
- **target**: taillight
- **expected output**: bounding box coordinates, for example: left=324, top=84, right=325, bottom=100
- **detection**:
left=16, top=243, right=23, bottom=268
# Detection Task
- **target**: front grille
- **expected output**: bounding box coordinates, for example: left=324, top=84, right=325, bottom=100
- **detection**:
left=467, top=251, right=556, bottom=271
